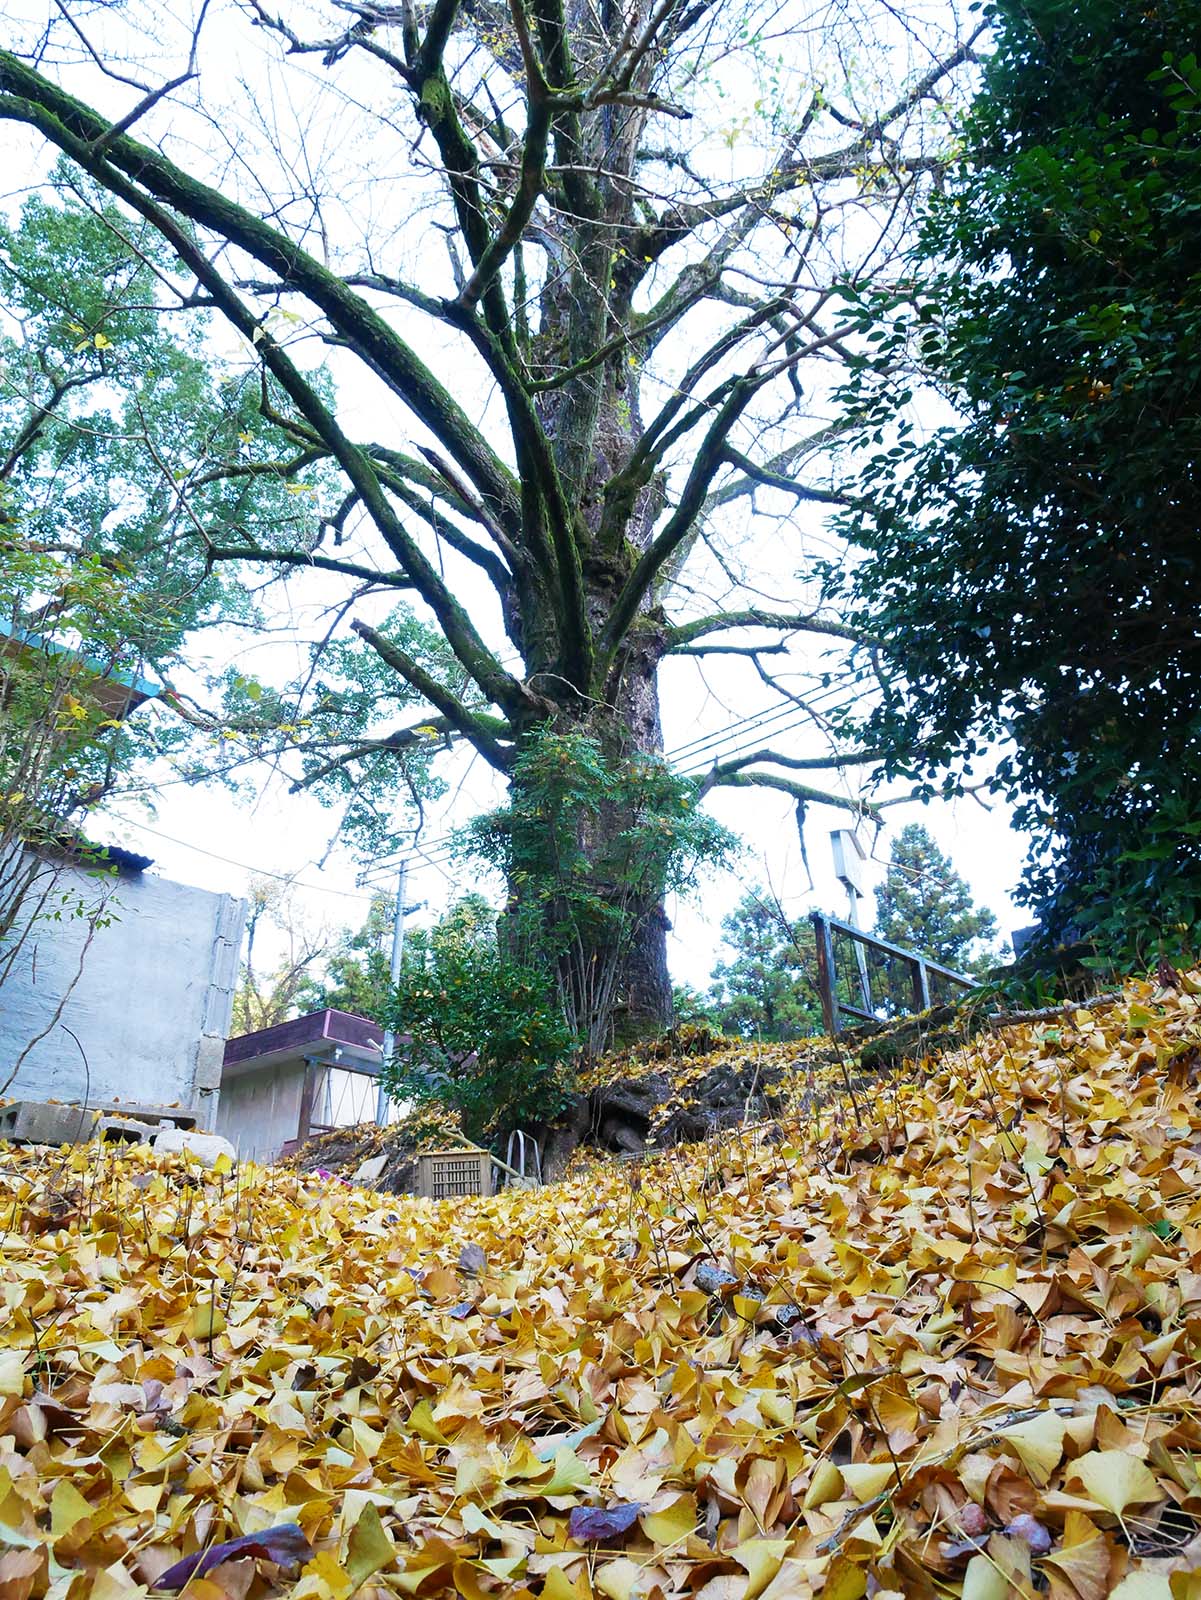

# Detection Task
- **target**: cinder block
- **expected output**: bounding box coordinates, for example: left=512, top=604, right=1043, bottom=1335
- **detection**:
left=0, top=1101, right=97, bottom=1146
left=90, top=1103, right=197, bottom=1130
left=0, top=1100, right=195, bottom=1146
left=95, top=1116, right=156, bottom=1144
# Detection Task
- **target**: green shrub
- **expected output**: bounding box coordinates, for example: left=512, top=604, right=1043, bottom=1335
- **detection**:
left=380, top=931, right=578, bottom=1144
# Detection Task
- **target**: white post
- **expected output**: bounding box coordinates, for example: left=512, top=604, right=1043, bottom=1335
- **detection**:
left=844, top=881, right=873, bottom=1015
left=830, top=828, right=873, bottom=1016
left=377, top=860, right=409, bottom=1124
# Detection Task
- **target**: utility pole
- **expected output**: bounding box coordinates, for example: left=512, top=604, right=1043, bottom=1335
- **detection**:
left=376, top=859, right=409, bottom=1125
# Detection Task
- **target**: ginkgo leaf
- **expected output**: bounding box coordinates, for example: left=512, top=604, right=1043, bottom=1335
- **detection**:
left=1108, top=1576, right=1173, bottom=1600
left=192, top=1301, right=226, bottom=1341
left=962, top=1554, right=1010, bottom=1600
left=1073, top=1451, right=1163, bottom=1517
left=0, top=1547, right=45, bottom=1600
left=802, top=1459, right=844, bottom=1510
left=839, top=1462, right=895, bottom=1502
left=593, top=1557, right=643, bottom=1600
left=534, top=1419, right=603, bottom=1461
left=999, top=1411, right=1066, bottom=1485
left=49, top=1480, right=92, bottom=1538
left=346, top=1502, right=395, bottom=1589
left=539, top=1449, right=594, bottom=1496
left=541, top=1567, right=592, bottom=1600
left=0, top=973, right=1196, bottom=1600
left=640, top=1493, right=696, bottom=1546
left=1041, top=1511, right=1114, bottom=1600
left=732, top=1538, right=790, bottom=1600
left=89, top=1569, right=148, bottom=1600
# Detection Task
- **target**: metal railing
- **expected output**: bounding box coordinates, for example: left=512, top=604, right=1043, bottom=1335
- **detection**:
left=810, top=911, right=975, bottom=1036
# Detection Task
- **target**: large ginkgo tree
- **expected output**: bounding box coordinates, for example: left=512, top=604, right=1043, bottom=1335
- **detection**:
left=0, top=0, right=979, bottom=1033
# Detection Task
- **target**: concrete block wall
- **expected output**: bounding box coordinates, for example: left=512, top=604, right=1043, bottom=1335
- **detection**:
left=0, top=852, right=246, bottom=1125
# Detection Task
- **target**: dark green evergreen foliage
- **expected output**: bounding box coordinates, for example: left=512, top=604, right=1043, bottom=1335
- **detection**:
left=671, top=983, right=720, bottom=1028
left=462, top=728, right=735, bottom=1051
left=873, top=824, right=998, bottom=973
left=379, top=897, right=576, bottom=1144
left=870, top=823, right=998, bottom=1012
left=706, top=890, right=825, bottom=1040
left=832, top=2, right=1201, bottom=964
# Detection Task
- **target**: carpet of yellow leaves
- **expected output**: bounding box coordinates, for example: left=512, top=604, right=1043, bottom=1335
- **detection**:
left=3, top=976, right=1201, bottom=1600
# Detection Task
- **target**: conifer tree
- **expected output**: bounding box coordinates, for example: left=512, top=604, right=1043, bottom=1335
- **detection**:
left=873, top=823, right=998, bottom=974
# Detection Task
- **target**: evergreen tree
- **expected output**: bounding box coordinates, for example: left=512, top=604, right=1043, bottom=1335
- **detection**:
left=834, top=0, right=1201, bottom=963
left=873, top=824, right=998, bottom=975
left=0, top=171, right=319, bottom=1002
left=707, top=891, right=825, bottom=1041
left=296, top=894, right=394, bottom=1022
left=299, top=893, right=499, bottom=1023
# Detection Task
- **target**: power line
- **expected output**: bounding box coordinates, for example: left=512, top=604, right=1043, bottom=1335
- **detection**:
left=108, top=679, right=873, bottom=904
left=102, top=814, right=380, bottom=902
left=361, top=684, right=867, bottom=881
left=667, top=699, right=815, bottom=764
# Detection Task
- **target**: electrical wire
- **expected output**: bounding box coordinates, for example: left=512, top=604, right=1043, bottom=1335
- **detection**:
left=102, top=814, right=382, bottom=901
left=105, top=678, right=874, bottom=899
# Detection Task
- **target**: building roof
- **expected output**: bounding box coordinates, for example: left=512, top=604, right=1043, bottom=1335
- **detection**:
left=0, top=617, right=161, bottom=720
left=222, top=1008, right=385, bottom=1078
left=26, top=832, right=154, bottom=875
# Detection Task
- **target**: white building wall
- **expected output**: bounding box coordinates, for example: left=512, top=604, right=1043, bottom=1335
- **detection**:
left=214, top=1060, right=307, bottom=1160
left=0, top=853, right=245, bottom=1125
left=215, top=1063, right=382, bottom=1161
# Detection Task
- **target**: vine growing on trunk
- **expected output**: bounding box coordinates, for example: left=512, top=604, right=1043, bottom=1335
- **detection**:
left=462, top=727, right=735, bottom=1049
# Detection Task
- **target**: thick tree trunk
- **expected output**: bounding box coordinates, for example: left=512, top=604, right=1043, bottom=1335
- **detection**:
left=505, top=609, right=673, bottom=1047
left=620, top=900, right=673, bottom=1038
left=608, top=625, right=673, bottom=1038
left=523, top=70, right=675, bottom=1040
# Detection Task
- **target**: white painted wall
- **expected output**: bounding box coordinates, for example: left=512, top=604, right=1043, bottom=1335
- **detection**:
left=0, top=851, right=245, bottom=1125
left=214, top=1060, right=306, bottom=1160
left=216, top=1063, right=382, bottom=1161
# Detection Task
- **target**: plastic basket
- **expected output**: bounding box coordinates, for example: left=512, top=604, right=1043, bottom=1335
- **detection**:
left=415, top=1147, right=492, bottom=1199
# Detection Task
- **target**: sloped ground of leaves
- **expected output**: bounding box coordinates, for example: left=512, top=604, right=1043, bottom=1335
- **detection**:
left=576, top=1013, right=978, bottom=1153
left=572, top=1028, right=842, bottom=1153
left=3, top=977, right=1201, bottom=1599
